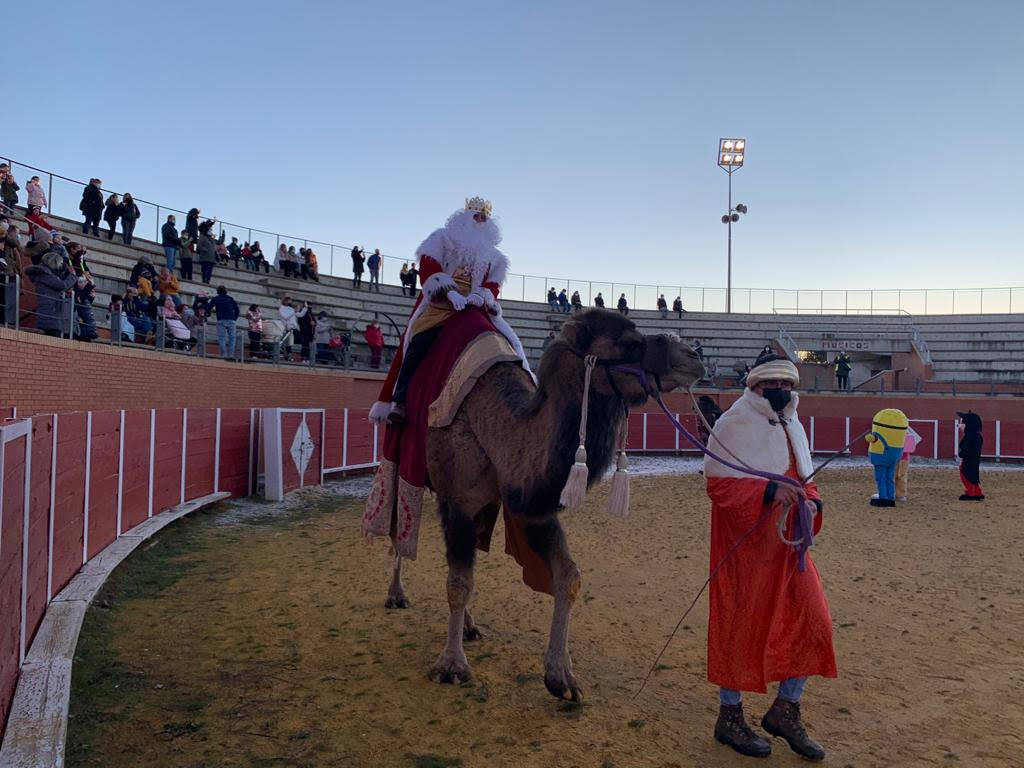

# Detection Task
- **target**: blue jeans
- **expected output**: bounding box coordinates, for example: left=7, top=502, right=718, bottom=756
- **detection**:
left=870, top=447, right=902, bottom=500
left=164, top=246, right=177, bottom=272
left=217, top=320, right=236, bottom=358
left=201, top=262, right=214, bottom=283
left=131, top=315, right=153, bottom=341
left=720, top=677, right=806, bottom=706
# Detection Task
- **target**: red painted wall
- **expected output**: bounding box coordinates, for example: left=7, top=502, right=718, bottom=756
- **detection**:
left=0, top=437, right=27, bottom=731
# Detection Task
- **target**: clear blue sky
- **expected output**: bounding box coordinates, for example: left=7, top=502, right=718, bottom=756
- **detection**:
left=7, top=0, right=1022, bottom=296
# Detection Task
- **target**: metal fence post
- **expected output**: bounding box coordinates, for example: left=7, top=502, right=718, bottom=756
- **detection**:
left=156, top=205, right=161, bottom=240
left=156, top=316, right=166, bottom=350
left=47, top=173, right=53, bottom=213
left=330, top=244, right=334, bottom=276
left=111, top=310, right=121, bottom=346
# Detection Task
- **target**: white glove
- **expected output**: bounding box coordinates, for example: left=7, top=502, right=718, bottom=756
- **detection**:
left=465, top=290, right=486, bottom=307
left=447, top=290, right=468, bottom=311
left=482, top=291, right=501, bottom=315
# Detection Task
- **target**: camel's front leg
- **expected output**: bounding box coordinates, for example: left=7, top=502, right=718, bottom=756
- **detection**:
left=528, top=517, right=583, bottom=701
left=385, top=554, right=410, bottom=609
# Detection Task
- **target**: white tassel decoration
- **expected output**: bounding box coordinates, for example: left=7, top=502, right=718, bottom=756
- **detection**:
left=607, top=450, right=630, bottom=517
left=559, top=356, right=597, bottom=510
left=559, top=444, right=589, bottom=508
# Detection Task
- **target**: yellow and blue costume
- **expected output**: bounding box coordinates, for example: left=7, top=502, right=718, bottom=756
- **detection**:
left=865, top=408, right=908, bottom=507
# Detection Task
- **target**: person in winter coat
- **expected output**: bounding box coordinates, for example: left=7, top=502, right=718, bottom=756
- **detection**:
left=833, top=352, right=852, bottom=390
left=103, top=194, right=122, bottom=240
left=957, top=411, right=984, bottom=500
left=79, top=178, right=104, bottom=236
left=547, top=287, right=558, bottom=311
left=120, top=193, right=141, bottom=245
left=0, top=165, right=19, bottom=210
left=251, top=241, right=268, bottom=274
left=197, top=221, right=218, bottom=284
left=306, top=248, right=319, bottom=281
left=185, top=208, right=200, bottom=243
left=364, top=318, right=385, bottom=369
left=278, top=296, right=299, bottom=358
left=246, top=304, right=264, bottom=357
left=24, top=206, right=53, bottom=240
left=179, top=231, right=195, bottom=280
left=129, top=255, right=157, bottom=287
left=594, top=292, right=605, bottom=308
left=287, top=246, right=300, bottom=278
left=65, top=241, right=91, bottom=277
left=314, top=310, right=333, bottom=363
left=557, top=289, right=570, bottom=313
left=367, top=248, right=381, bottom=291
left=107, top=294, right=134, bottom=342
left=72, top=275, right=98, bottom=341
left=24, top=251, right=76, bottom=336
left=227, top=237, right=242, bottom=268
left=26, top=176, right=47, bottom=209
left=296, top=301, right=315, bottom=360
left=161, top=215, right=180, bottom=271
left=351, top=246, right=365, bottom=288
left=161, top=296, right=194, bottom=350
left=192, top=289, right=211, bottom=321
left=617, top=293, right=629, bottom=315
left=209, top=284, right=240, bottom=357
left=657, top=294, right=668, bottom=319
left=157, top=267, right=181, bottom=306
left=123, top=286, right=153, bottom=342
left=673, top=296, right=684, bottom=318
left=570, top=291, right=583, bottom=312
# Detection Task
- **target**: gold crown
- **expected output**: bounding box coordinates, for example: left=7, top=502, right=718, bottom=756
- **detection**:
left=465, top=196, right=493, bottom=216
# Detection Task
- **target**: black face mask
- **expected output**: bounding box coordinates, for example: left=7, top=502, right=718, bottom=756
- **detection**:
left=762, top=387, right=792, bottom=412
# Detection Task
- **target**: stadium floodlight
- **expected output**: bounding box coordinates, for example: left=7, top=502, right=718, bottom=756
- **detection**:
left=717, top=137, right=748, bottom=312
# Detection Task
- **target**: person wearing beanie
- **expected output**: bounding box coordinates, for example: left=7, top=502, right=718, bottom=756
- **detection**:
left=702, top=351, right=834, bottom=761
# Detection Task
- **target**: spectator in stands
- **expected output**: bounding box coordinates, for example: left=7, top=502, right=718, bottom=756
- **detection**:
left=399, top=263, right=415, bottom=296
left=594, top=292, right=605, bottom=308
left=557, top=289, right=570, bottom=313
left=367, top=248, right=381, bottom=292
left=73, top=275, right=98, bottom=341
left=241, top=241, right=253, bottom=270
left=180, top=304, right=199, bottom=336
left=123, top=286, right=153, bottom=343
left=351, top=245, right=365, bottom=288
left=834, top=352, right=852, bottom=390
left=23, top=228, right=52, bottom=266
left=25, top=206, right=53, bottom=239
left=365, top=319, right=385, bottom=369
left=657, top=294, right=668, bottom=319
left=547, top=287, right=558, bottom=310
left=297, top=300, right=315, bottom=360
left=66, top=241, right=91, bottom=277
left=157, top=267, right=182, bottom=307
left=400, top=261, right=410, bottom=287
left=278, top=295, right=299, bottom=358
left=185, top=208, right=200, bottom=243
left=570, top=291, right=583, bottom=312
left=161, top=215, right=180, bottom=271
left=178, top=231, right=195, bottom=281
left=306, top=248, right=319, bottom=281
left=210, top=284, right=240, bottom=357
left=197, top=220, right=218, bottom=284
left=215, top=233, right=229, bottom=265
left=251, top=241, right=268, bottom=274
left=120, top=193, right=140, bottom=245
left=314, top=311, right=333, bottom=363
left=272, top=243, right=285, bottom=274
left=288, top=246, right=302, bottom=277
left=193, top=289, right=211, bottom=321
left=107, top=294, right=133, bottom=342
left=24, top=252, right=76, bottom=337
left=542, top=330, right=556, bottom=352
left=26, top=176, right=46, bottom=210
left=103, top=193, right=122, bottom=240
left=673, top=296, right=684, bottom=318
left=328, top=330, right=350, bottom=366
left=227, top=237, right=242, bottom=269
left=298, top=247, right=310, bottom=279
left=0, top=165, right=19, bottom=211
left=129, top=254, right=157, bottom=287
left=246, top=304, right=263, bottom=357
left=79, top=178, right=104, bottom=236
left=161, top=296, right=194, bottom=350
left=1, top=219, right=23, bottom=281
left=693, top=338, right=705, bottom=361
left=761, top=343, right=773, bottom=357
left=617, top=293, right=629, bottom=315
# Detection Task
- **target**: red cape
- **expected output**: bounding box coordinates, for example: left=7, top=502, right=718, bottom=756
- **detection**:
left=705, top=462, right=837, bottom=692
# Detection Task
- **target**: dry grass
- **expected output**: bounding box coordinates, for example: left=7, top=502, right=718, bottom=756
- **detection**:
left=67, top=468, right=1024, bottom=767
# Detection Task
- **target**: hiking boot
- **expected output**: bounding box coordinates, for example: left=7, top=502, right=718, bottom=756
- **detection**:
left=959, top=494, right=984, bottom=501
left=761, top=698, right=825, bottom=762
left=714, top=704, right=771, bottom=758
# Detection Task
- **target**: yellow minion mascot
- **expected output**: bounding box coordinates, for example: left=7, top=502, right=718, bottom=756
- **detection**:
left=864, top=408, right=908, bottom=507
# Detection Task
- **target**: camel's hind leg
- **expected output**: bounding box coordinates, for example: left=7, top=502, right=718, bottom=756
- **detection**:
left=526, top=515, right=583, bottom=701
left=385, top=554, right=409, bottom=609
left=430, top=500, right=477, bottom=684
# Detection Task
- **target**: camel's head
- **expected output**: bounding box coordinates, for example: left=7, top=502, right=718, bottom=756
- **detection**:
left=547, top=309, right=705, bottom=405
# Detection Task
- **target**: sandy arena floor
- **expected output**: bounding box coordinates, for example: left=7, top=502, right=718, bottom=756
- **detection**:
left=66, top=463, right=1024, bottom=768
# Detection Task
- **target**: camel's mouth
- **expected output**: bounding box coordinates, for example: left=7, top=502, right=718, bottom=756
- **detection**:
left=643, top=336, right=705, bottom=392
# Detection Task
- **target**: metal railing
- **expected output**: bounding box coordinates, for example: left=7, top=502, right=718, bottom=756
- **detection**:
left=3, top=155, right=1024, bottom=315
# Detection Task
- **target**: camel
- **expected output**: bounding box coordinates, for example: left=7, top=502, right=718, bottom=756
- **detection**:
left=387, top=309, right=705, bottom=700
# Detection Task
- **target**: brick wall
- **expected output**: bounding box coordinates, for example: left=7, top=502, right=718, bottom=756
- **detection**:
left=0, top=328, right=385, bottom=415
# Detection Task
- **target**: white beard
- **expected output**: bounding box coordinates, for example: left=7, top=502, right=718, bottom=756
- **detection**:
left=417, top=208, right=509, bottom=287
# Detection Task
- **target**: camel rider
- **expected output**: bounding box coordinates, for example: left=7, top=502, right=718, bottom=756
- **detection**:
left=703, top=352, right=835, bottom=761
left=369, top=197, right=529, bottom=425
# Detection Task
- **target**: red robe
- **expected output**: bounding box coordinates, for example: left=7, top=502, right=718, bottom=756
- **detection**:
left=704, top=390, right=837, bottom=692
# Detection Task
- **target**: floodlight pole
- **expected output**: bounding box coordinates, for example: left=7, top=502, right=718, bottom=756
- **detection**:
left=727, top=169, right=733, bottom=313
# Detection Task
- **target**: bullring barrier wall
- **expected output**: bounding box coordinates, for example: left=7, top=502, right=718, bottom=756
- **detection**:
left=0, top=404, right=384, bottom=741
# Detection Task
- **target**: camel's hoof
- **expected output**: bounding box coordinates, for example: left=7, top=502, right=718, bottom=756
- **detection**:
left=544, top=654, right=583, bottom=702
left=430, top=652, right=472, bottom=685
left=384, top=595, right=410, bottom=610
left=463, top=626, right=483, bottom=642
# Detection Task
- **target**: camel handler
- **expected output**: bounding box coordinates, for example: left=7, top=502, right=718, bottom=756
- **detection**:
left=703, top=352, right=836, bottom=761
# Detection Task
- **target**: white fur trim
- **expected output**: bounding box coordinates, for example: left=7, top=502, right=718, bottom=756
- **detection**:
left=491, top=313, right=532, bottom=377
left=416, top=229, right=447, bottom=262
left=369, top=401, right=391, bottom=424
left=422, top=271, right=457, bottom=297
left=486, top=247, right=509, bottom=286
left=704, top=389, right=813, bottom=481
